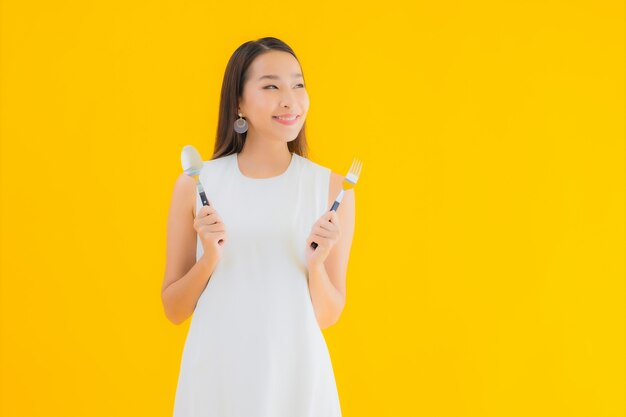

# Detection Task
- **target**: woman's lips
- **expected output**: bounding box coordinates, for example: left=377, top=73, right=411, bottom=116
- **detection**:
left=272, top=115, right=300, bottom=125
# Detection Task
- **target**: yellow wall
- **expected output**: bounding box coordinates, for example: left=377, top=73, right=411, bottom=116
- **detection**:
left=1, top=1, right=623, bottom=416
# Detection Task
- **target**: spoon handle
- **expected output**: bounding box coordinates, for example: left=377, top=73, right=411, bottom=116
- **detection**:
left=197, top=180, right=210, bottom=206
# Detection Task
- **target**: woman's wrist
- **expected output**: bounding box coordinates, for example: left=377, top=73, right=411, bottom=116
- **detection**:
left=307, top=260, right=325, bottom=272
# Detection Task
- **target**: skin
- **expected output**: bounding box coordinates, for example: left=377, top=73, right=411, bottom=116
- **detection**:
left=162, top=50, right=356, bottom=328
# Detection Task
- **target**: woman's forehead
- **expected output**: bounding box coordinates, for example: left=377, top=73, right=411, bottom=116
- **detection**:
left=249, top=51, right=301, bottom=79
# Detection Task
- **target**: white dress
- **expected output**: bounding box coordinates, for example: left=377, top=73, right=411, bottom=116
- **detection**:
left=172, top=152, right=342, bottom=417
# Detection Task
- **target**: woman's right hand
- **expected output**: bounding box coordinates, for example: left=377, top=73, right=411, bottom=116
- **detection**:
left=193, top=205, right=227, bottom=259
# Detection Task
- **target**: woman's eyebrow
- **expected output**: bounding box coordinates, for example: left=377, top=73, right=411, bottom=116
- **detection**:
left=257, top=73, right=303, bottom=81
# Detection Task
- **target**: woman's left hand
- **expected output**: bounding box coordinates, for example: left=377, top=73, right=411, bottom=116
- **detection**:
left=305, top=210, right=342, bottom=267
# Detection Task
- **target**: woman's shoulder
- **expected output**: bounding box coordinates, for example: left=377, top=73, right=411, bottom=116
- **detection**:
left=296, top=154, right=345, bottom=203
left=206, top=153, right=234, bottom=166
left=295, top=153, right=332, bottom=175
left=200, top=153, right=235, bottom=174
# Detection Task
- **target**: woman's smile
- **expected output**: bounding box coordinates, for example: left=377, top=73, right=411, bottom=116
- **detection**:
left=272, top=114, right=300, bottom=125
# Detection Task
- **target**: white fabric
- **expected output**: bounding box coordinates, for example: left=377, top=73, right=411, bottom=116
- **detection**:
left=173, top=152, right=342, bottom=417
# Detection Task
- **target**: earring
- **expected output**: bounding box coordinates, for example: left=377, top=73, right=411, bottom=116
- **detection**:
left=234, top=112, right=248, bottom=134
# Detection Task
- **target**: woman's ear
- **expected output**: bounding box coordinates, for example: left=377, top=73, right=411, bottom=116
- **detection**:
left=237, top=98, right=242, bottom=113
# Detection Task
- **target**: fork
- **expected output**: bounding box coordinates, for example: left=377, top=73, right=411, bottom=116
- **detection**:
left=311, top=157, right=363, bottom=249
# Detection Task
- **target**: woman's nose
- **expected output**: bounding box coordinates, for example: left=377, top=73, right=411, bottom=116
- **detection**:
left=279, top=89, right=297, bottom=108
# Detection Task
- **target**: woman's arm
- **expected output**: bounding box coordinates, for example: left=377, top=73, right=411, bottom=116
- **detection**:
left=308, top=262, right=346, bottom=329
left=161, top=172, right=219, bottom=325
left=308, top=176, right=356, bottom=329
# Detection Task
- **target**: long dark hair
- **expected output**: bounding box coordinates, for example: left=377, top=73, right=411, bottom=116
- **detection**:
left=211, top=37, right=309, bottom=160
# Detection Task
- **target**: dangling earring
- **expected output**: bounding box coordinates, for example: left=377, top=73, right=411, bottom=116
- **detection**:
left=234, top=112, right=248, bottom=134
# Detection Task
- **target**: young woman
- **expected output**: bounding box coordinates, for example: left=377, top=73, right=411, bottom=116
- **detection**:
left=161, top=37, right=356, bottom=417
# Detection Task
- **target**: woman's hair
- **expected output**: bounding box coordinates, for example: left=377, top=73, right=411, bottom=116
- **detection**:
left=211, top=37, right=309, bottom=160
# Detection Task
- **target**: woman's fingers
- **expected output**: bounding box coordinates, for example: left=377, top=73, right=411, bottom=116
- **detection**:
left=195, top=206, right=222, bottom=222
left=194, top=206, right=224, bottom=235
left=196, top=205, right=221, bottom=221
left=317, top=211, right=340, bottom=230
left=204, top=214, right=222, bottom=225
left=318, top=221, right=337, bottom=232
left=197, top=204, right=214, bottom=217
left=312, top=227, right=334, bottom=239
left=314, top=219, right=339, bottom=235
left=202, top=222, right=225, bottom=232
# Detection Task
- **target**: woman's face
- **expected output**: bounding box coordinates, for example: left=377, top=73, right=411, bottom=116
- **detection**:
left=238, top=50, right=309, bottom=143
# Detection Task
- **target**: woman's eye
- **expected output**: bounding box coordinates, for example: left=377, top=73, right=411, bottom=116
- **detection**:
left=264, top=84, right=305, bottom=89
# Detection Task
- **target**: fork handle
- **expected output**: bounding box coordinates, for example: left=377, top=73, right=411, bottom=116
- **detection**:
left=311, top=190, right=345, bottom=249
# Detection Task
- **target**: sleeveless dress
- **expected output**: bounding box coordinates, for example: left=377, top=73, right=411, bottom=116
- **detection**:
left=172, top=152, right=342, bottom=417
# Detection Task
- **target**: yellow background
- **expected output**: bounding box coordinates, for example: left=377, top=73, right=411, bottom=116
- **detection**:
left=1, top=1, right=624, bottom=416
